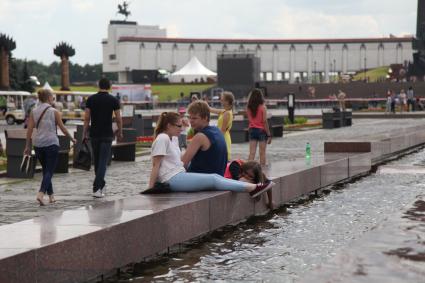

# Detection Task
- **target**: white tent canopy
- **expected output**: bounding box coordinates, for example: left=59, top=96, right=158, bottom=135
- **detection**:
left=42, top=82, right=53, bottom=91
left=169, top=56, right=217, bottom=83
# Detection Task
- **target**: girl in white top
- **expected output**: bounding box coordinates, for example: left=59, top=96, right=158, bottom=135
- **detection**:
left=24, top=89, right=76, bottom=206
left=147, top=112, right=274, bottom=197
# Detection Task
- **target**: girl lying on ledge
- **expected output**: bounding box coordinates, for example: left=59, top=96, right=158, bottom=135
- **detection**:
left=225, top=159, right=275, bottom=209
left=145, top=112, right=274, bottom=197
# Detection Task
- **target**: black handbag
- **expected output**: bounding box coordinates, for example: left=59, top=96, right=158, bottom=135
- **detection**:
left=140, top=182, right=171, bottom=194
left=73, top=141, right=92, bottom=171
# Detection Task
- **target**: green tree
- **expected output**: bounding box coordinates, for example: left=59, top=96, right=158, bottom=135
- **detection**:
left=20, top=60, right=35, bottom=92
left=8, top=54, right=20, bottom=90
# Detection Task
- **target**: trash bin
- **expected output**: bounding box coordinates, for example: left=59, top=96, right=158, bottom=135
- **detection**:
left=342, top=111, right=352, bottom=127
left=113, top=128, right=137, bottom=161
left=5, top=129, right=35, bottom=178
left=270, top=115, right=284, bottom=137
left=132, top=115, right=154, bottom=137
left=322, top=110, right=342, bottom=129
left=230, top=117, right=249, bottom=143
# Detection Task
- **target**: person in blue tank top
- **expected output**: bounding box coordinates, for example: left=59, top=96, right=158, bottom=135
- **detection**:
left=182, top=101, right=227, bottom=176
left=145, top=111, right=274, bottom=198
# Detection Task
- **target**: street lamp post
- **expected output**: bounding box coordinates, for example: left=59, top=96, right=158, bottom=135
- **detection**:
left=333, top=59, right=336, bottom=82
left=364, top=57, right=367, bottom=82
left=314, top=61, right=317, bottom=83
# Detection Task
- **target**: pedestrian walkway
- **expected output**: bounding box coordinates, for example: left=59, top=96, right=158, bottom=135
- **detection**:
left=0, top=119, right=423, bottom=225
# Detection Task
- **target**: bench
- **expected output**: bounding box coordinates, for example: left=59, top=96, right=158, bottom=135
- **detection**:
left=322, top=111, right=352, bottom=129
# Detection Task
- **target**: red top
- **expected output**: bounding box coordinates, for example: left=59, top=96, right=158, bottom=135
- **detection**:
left=224, top=159, right=244, bottom=179
left=247, top=104, right=265, bottom=129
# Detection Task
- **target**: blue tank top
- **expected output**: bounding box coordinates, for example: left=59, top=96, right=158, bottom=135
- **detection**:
left=188, top=126, right=228, bottom=176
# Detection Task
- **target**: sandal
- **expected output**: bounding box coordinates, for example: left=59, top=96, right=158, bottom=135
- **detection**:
left=49, top=196, right=56, bottom=204
left=36, top=197, right=45, bottom=206
left=36, top=192, right=45, bottom=206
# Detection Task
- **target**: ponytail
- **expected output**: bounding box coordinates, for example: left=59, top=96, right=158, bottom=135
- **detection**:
left=154, top=112, right=180, bottom=138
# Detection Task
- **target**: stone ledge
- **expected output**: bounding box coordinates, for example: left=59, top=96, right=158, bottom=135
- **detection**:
left=2, top=125, right=425, bottom=282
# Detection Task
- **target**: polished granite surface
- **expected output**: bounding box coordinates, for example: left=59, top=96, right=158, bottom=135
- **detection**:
left=1, top=121, right=425, bottom=282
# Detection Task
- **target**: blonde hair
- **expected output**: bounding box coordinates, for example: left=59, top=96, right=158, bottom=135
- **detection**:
left=37, top=89, right=53, bottom=103
left=222, top=91, right=235, bottom=108
left=187, top=100, right=210, bottom=121
left=154, top=112, right=180, bottom=138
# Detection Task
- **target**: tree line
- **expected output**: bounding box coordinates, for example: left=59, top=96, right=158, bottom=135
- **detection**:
left=9, top=57, right=117, bottom=92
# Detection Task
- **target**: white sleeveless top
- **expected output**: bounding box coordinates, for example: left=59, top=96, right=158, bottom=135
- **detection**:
left=32, top=103, right=59, bottom=147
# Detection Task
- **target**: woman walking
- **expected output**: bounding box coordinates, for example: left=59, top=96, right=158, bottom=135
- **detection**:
left=209, top=91, right=234, bottom=159
left=247, top=88, right=271, bottom=166
left=24, top=89, right=75, bottom=206
left=147, top=112, right=274, bottom=196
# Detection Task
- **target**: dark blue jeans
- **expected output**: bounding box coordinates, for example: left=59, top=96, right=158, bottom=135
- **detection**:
left=91, top=137, right=112, bottom=192
left=35, top=144, right=59, bottom=195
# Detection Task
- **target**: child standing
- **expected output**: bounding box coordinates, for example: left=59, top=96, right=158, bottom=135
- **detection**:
left=209, top=91, right=234, bottom=159
left=247, top=89, right=271, bottom=166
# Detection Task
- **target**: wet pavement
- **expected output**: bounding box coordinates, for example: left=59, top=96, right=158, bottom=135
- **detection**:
left=0, top=118, right=424, bottom=282
left=0, top=118, right=425, bottom=225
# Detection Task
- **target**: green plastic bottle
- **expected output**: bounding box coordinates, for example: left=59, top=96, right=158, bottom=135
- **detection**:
left=306, top=142, right=311, bottom=159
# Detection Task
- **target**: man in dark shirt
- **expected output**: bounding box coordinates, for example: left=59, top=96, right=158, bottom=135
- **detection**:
left=83, top=78, right=122, bottom=197
left=181, top=100, right=228, bottom=176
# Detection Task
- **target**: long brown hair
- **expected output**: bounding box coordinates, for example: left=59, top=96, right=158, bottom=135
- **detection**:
left=241, top=161, right=265, bottom=183
left=154, top=112, right=180, bottom=138
left=247, top=88, right=265, bottom=118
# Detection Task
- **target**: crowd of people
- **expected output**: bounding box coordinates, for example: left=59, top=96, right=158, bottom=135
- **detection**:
left=385, top=86, right=420, bottom=114
left=23, top=78, right=275, bottom=206
left=147, top=93, right=275, bottom=203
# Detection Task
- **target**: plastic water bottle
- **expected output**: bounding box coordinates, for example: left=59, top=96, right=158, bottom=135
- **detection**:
left=305, top=142, right=311, bottom=159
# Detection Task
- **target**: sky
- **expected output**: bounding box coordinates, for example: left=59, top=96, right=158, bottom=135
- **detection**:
left=0, top=0, right=418, bottom=65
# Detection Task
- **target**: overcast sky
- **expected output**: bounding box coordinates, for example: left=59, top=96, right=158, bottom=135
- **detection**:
left=0, top=0, right=418, bottom=65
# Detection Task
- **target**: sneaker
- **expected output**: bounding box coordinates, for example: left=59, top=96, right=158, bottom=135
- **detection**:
left=249, top=181, right=275, bottom=198
left=100, top=189, right=105, bottom=197
left=92, top=190, right=103, bottom=198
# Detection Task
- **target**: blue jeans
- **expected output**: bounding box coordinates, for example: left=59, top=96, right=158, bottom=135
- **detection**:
left=167, top=172, right=247, bottom=192
left=91, top=138, right=112, bottom=192
left=35, top=144, right=59, bottom=195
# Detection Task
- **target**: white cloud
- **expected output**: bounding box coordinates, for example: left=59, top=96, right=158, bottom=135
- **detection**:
left=72, top=0, right=95, bottom=13
left=273, top=5, right=382, bottom=38
left=166, top=24, right=181, bottom=38
left=0, top=0, right=418, bottom=64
